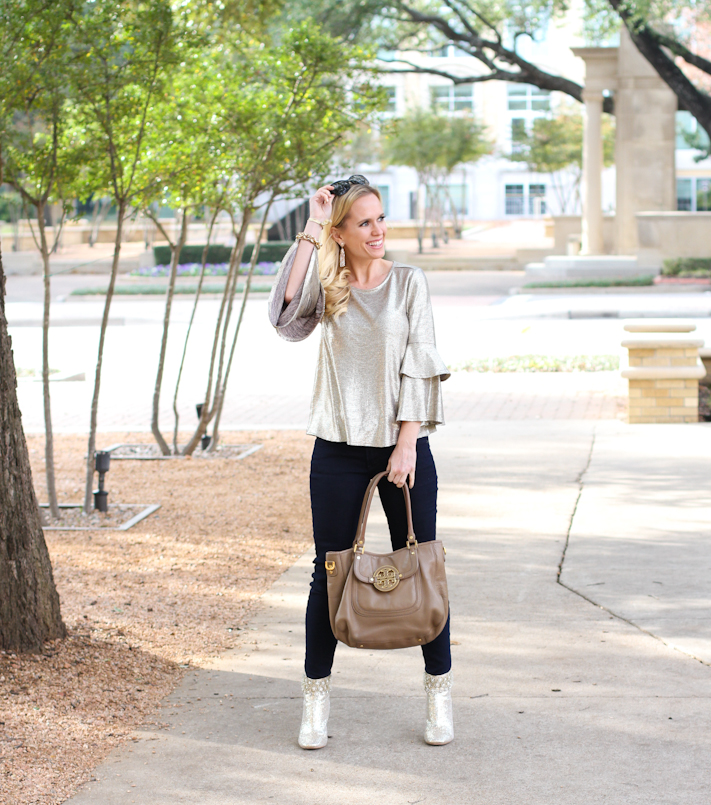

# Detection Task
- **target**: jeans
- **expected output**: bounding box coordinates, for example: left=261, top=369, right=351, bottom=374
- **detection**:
left=305, top=436, right=452, bottom=679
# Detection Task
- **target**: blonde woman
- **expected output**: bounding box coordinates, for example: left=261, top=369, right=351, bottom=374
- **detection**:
left=268, top=176, right=452, bottom=749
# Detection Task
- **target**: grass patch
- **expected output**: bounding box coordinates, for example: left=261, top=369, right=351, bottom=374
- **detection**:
left=523, top=276, right=654, bottom=289
left=451, top=355, right=620, bottom=373
left=662, top=257, right=711, bottom=278
left=16, top=367, right=60, bottom=377
left=70, top=283, right=273, bottom=296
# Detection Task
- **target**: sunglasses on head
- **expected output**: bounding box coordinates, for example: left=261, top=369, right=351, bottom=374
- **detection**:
left=330, top=175, right=369, bottom=197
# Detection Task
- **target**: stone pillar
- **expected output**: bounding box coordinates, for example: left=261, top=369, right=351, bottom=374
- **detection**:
left=615, top=27, right=677, bottom=255
left=622, top=323, right=705, bottom=423
left=580, top=90, right=604, bottom=256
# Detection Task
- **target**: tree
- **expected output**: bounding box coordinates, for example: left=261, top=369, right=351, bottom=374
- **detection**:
left=382, top=108, right=490, bottom=250
left=599, top=0, right=711, bottom=151
left=376, top=1, right=615, bottom=114
left=377, top=0, right=711, bottom=154
left=179, top=23, right=383, bottom=455
left=0, top=0, right=65, bottom=650
left=66, top=0, right=185, bottom=510
left=0, top=217, right=65, bottom=651
left=432, top=113, right=492, bottom=237
left=137, top=43, right=248, bottom=456
left=510, top=110, right=615, bottom=213
left=2, top=0, right=78, bottom=519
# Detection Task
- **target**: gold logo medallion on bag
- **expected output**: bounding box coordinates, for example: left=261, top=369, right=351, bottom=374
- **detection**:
left=371, top=565, right=401, bottom=592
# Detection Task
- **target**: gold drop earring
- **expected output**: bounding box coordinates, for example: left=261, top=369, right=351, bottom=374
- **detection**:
left=339, top=245, right=346, bottom=268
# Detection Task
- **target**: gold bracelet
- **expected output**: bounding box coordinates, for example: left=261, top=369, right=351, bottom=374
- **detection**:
left=308, top=217, right=331, bottom=227
left=295, top=232, right=321, bottom=250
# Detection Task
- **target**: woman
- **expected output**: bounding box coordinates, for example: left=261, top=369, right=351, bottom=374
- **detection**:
left=268, top=175, right=452, bottom=749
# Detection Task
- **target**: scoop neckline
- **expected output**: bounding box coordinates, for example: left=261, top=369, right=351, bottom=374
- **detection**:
left=349, top=261, right=397, bottom=293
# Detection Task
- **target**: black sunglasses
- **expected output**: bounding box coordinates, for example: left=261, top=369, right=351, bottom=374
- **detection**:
left=330, top=175, right=369, bottom=197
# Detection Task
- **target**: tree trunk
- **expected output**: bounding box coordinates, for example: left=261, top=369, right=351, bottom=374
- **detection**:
left=172, top=206, right=219, bottom=454
left=151, top=208, right=189, bottom=455
left=606, top=1, right=711, bottom=145
left=181, top=211, right=251, bottom=456
left=210, top=197, right=274, bottom=448
left=36, top=206, right=59, bottom=519
left=84, top=200, right=126, bottom=512
left=0, top=217, right=66, bottom=651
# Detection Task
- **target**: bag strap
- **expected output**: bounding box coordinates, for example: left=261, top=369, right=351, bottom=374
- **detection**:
left=352, top=471, right=416, bottom=555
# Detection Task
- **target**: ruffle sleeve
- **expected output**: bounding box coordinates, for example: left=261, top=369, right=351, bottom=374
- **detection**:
left=400, top=342, right=451, bottom=382
left=396, top=269, right=449, bottom=426
left=267, top=241, right=324, bottom=342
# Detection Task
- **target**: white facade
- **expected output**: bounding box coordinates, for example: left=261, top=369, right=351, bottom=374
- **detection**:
left=357, top=17, right=621, bottom=222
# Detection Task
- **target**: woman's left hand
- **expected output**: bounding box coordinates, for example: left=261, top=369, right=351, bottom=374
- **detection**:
left=387, top=422, right=420, bottom=488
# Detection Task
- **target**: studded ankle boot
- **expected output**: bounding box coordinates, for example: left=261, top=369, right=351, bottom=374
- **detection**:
left=424, top=670, right=454, bottom=746
left=298, top=674, right=331, bottom=749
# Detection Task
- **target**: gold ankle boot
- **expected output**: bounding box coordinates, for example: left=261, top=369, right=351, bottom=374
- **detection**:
left=424, top=670, right=454, bottom=745
left=298, top=674, right=331, bottom=749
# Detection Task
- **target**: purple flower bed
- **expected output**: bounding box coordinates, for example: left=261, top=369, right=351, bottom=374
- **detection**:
left=130, top=261, right=279, bottom=278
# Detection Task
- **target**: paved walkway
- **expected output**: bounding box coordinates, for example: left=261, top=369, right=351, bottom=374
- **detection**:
left=8, top=290, right=637, bottom=433
left=65, top=421, right=710, bottom=805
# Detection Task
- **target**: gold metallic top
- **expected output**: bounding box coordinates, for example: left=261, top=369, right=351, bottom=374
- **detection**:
left=268, top=242, right=450, bottom=447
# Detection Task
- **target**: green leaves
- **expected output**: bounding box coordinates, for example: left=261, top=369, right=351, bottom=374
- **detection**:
left=510, top=110, right=614, bottom=173
left=0, top=4, right=382, bottom=222
left=382, top=107, right=491, bottom=179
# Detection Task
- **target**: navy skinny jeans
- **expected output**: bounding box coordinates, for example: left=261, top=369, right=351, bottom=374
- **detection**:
left=305, top=436, right=452, bottom=679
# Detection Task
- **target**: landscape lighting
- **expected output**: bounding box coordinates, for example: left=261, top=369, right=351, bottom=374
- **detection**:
left=94, top=450, right=111, bottom=512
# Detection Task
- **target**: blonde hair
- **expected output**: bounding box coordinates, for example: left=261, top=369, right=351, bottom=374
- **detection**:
left=318, top=184, right=382, bottom=319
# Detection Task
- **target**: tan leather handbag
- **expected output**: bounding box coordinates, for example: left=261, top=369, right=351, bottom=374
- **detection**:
left=325, top=471, right=449, bottom=650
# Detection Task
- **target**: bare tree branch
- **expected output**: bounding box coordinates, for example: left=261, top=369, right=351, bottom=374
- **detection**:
left=607, top=0, right=711, bottom=144
left=387, top=1, right=616, bottom=113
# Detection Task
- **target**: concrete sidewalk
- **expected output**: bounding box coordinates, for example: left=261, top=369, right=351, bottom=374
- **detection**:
left=66, top=421, right=711, bottom=805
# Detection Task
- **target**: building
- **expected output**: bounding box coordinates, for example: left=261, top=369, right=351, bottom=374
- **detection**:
left=355, top=21, right=709, bottom=225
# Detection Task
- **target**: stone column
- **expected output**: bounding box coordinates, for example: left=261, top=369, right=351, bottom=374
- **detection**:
left=580, top=90, right=604, bottom=256
left=615, top=27, right=677, bottom=255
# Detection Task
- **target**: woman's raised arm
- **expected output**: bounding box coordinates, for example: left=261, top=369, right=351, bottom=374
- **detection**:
left=284, top=185, right=334, bottom=303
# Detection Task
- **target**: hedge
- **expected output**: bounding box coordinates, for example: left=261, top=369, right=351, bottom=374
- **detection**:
left=661, top=257, right=711, bottom=277
left=153, top=241, right=291, bottom=266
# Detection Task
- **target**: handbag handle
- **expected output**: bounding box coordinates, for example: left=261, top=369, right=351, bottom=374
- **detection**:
left=352, top=471, right=416, bottom=555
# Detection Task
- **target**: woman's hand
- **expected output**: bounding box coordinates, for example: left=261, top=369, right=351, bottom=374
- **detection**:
left=309, top=185, right=334, bottom=221
left=387, top=421, right=421, bottom=488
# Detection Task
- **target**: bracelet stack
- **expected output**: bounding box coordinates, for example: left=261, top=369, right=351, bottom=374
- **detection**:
left=296, top=232, right=321, bottom=250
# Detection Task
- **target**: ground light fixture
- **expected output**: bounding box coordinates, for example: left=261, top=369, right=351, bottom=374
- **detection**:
left=94, top=450, right=111, bottom=512
left=196, top=403, right=211, bottom=450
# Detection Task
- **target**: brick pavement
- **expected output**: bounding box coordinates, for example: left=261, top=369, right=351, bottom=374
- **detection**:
left=17, top=371, right=626, bottom=433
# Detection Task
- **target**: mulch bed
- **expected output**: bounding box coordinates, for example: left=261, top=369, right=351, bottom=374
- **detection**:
left=0, top=430, right=314, bottom=805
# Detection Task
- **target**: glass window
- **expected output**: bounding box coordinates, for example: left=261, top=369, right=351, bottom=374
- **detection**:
left=531, top=87, right=551, bottom=111
left=676, top=111, right=711, bottom=151
left=431, top=84, right=473, bottom=113
left=511, top=118, right=526, bottom=151
left=677, top=178, right=692, bottom=211
left=453, top=84, right=474, bottom=111
left=505, top=184, right=524, bottom=215
left=508, top=83, right=551, bottom=111
left=447, top=184, right=467, bottom=215
left=382, top=87, right=397, bottom=114
left=432, top=86, right=450, bottom=109
left=377, top=185, right=390, bottom=217
left=697, top=178, right=711, bottom=212
left=511, top=117, right=526, bottom=143
left=529, top=184, right=547, bottom=215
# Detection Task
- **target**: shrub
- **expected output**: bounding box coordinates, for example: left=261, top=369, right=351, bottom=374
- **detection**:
left=153, top=241, right=291, bottom=266
left=661, top=257, right=711, bottom=277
